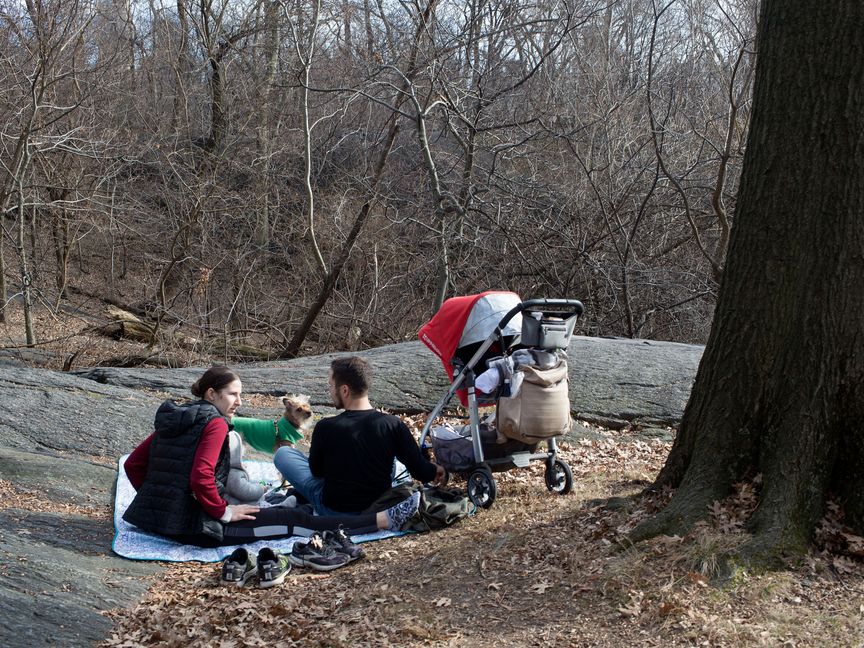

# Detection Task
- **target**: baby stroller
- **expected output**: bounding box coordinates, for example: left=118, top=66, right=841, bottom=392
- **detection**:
left=418, top=291, right=584, bottom=508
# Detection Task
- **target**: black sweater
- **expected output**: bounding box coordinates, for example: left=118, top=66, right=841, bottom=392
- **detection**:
left=308, top=409, right=437, bottom=512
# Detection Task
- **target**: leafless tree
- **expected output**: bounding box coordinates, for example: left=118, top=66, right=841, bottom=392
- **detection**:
left=0, top=0, right=759, bottom=360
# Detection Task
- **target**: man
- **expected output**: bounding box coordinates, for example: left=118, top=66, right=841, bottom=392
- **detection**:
left=274, top=356, right=444, bottom=515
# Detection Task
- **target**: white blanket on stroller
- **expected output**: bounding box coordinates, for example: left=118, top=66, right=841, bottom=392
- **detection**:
left=112, top=455, right=404, bottom=563
left=475, top=348, right=561, bottom=396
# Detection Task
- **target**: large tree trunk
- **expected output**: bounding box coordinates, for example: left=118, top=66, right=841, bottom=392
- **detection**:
left=630, top=0, right=864, bottom=566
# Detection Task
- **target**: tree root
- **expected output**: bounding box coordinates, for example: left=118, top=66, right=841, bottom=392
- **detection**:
left=583, top=493, right=640, bottom=511
left=628, top=483, right=718, bottom=544
left=714, top=529, right=808, bottom=583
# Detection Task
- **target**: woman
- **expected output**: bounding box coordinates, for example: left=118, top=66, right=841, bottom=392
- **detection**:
left=122, top=366, right=419, bottom=547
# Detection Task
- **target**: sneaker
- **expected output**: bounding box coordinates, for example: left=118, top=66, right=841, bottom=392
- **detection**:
left=220, top=547, right=257, bottom=587
left=257, top=547, right=292, bottom=588
left=263, top=486, right=299, bottom=508
left=289, top=532, right=352, bottom=571
left=322, top=527, right=365, bottom=562
left=385, top=491, right=421, bottom=531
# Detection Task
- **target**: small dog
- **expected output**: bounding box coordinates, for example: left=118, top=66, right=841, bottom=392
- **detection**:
left=276, top=394, right=314, bottom=489
left=277, top=393, right=314, bottom=449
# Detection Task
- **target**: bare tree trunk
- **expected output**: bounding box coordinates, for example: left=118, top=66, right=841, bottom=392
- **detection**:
left=16, top=160, right=35, bottom=346
left=254, top=0, right=280, bottom=247
left=630, top=0, right=864, bottom=569
left=172, top=0, right=192, bottom=132
left=51, top=208, right=71, bottom=305
left=0, top=114, right=37, bottom=326
left=108, top=184, right=120, bottom=298
left=362, top=0, right=374, bottom=60
left=413, top=93, right=459, bottom=314
left=0, top=126, right=36, bottom=323
left=155, top=199, right=204, bottom=340
left=291, top=0, right=327, bottom=272
left=709, top=44, right=753, bottom=265
left=281, top=115, right=400, bottom=358
left=206, top=55, right=226, bottom=152
left=433, top=210, right=449, bottom=312
left=0, top=219, right=6, bottom=323
left=341, top=0, right=353, bottom=56
left=375, top=0, right=394, bottom=57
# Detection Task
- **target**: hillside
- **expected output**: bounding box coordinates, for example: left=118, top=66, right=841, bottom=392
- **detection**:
left=1, top=303, right=862, bottom=647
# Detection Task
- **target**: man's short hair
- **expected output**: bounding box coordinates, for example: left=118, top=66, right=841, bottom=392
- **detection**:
left=330, top=356, right=372, bottom=395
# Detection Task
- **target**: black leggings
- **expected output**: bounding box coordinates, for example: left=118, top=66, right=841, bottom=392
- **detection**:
left=176, top=507, right=379, bottom=547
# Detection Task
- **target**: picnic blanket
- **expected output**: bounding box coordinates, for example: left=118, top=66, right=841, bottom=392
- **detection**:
left=113, top=455, right=404, bottom=563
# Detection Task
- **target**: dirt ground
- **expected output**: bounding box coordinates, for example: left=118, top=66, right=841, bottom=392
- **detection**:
left=3, top=304, right=863, bottom=647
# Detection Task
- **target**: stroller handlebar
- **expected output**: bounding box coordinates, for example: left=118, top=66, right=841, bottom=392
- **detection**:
left=497, top=298, right=584, bottom=330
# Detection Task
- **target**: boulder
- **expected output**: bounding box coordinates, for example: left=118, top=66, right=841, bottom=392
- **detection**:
left=0, top=448, right=158, bottom=647
left=567, top=336, right=703, bottom=428
left=71, top=336, right=703, bottom=429
left=0, top=365, right=159, bottom=455
left=0, top=510, right=159, bottom=647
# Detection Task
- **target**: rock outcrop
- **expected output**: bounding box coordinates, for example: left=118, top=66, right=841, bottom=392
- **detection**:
left=70, top=336, right=702, bottom=428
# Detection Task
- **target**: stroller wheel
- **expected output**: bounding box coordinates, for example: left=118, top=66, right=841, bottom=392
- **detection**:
left=544, top=458, right=573, bottom=495
left=467, top=465, right=497, bottom=509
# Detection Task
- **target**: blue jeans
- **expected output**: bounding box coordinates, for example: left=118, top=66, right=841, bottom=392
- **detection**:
left=273, top=447, right=352, bottom=516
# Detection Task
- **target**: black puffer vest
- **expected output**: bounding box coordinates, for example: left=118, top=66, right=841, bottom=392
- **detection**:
left=123, top=400, right=231, bottom=542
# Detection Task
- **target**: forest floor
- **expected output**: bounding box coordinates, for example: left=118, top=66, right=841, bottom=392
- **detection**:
left=2, top=304, right=864, bottom=647
left=96, top=427, right=864, bottom=648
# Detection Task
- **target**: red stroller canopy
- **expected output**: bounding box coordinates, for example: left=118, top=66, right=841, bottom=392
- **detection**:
left=419, top=291, right=522, bottom=395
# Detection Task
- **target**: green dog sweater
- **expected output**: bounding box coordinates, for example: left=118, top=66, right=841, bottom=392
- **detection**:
left=231, top=416, right=303, bottom=453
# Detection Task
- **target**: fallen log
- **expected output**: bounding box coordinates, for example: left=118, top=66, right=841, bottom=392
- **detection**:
left=96, top=306, right=202, bottom=350
left=207, top=339, right=274, bottom=361
left=97, top=306, right=157, bottom=344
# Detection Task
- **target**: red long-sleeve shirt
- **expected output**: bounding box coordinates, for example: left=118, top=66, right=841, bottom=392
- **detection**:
left=124, top=418, right=230, bottom=520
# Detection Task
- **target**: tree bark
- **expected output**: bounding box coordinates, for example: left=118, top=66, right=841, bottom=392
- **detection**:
left=172, top=0, right=192, bottom=133
left=294, top=0, right=326, bottom=273
left=17, top=163, right=36, bottom=347
left=206, top=55, right=226, bottom=152
left=630, top=0, right=864, bottom=565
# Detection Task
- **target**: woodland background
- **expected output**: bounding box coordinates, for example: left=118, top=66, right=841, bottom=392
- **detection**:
left=0, top=0, right=755, bottom=360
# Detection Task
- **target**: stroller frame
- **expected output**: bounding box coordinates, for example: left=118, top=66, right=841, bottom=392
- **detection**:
left=419, top=298, right=584, bottom=508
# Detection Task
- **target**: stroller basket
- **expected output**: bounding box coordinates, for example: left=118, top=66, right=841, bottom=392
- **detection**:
left=430, top=426, right=475, bottom=471
left=431, top=424, right=541, bottom=472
